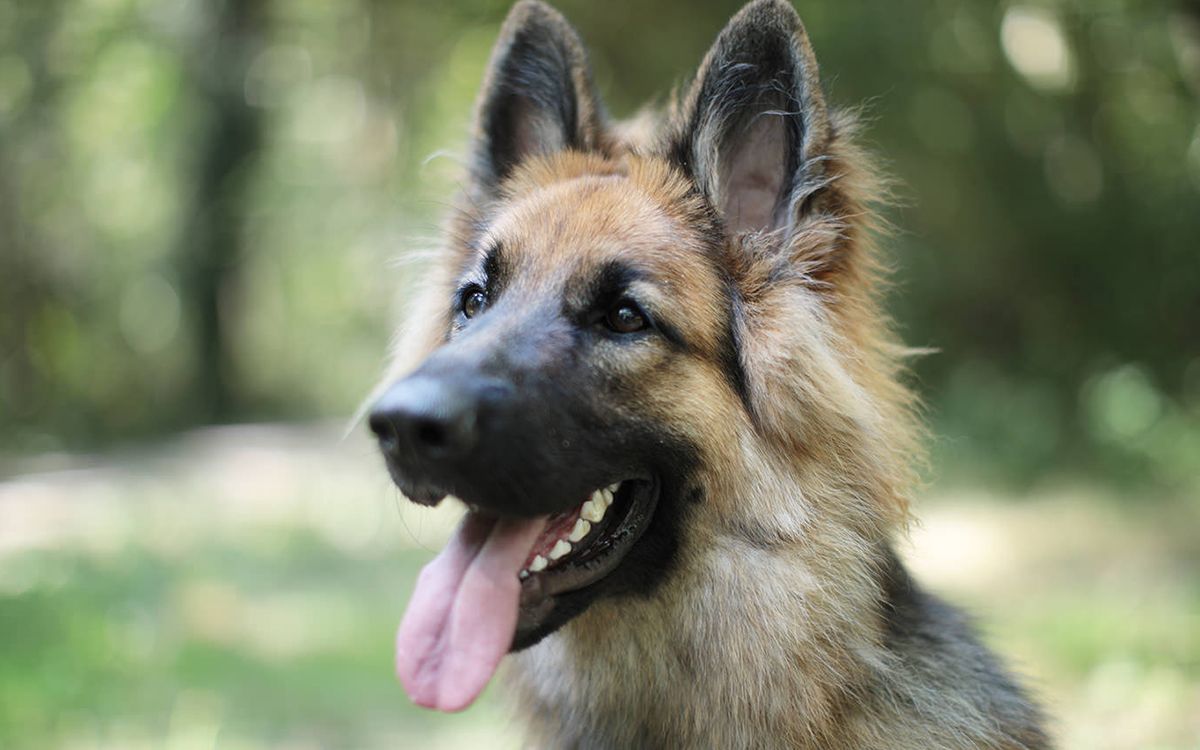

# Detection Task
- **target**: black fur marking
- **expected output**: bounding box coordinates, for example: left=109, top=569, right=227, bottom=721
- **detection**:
left=719, top=276, right=754, bottom=414
left=451, top=241, right=510, bottom=330
left=482, top=241, right=507, bottom=298
left=577, top=261, right=650, bottom=315
left=878, top=545, right=925, bottom=645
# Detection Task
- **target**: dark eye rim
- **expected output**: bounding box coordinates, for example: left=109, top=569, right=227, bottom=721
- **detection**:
left=602, top=298, right=651, bottom=334
left=459, top=284, right=487, bottom=319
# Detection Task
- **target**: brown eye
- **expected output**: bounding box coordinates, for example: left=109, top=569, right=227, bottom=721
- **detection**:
left=605, top=300, right=647, bottom=333
left=461, top=287, right=487, bottom=318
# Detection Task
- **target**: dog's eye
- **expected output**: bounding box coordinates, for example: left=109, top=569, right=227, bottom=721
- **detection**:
left=605, top=300, right=647, bottom=334
left=461, top=286, right=487, bottom=319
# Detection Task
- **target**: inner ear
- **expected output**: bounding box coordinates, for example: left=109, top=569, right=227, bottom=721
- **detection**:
left=719, top=105, right=793, bottom=235
left=670, top=0, right=830, bottom=240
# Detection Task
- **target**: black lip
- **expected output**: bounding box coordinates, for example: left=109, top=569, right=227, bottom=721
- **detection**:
left=512, top=477, right=660, bottom=649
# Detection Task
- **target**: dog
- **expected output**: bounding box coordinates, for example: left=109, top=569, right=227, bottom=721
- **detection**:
left=367, top=1, right=1049, bottom=747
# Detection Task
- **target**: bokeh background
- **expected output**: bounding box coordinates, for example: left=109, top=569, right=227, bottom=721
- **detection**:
left=1, top=0, right=1197, bottom=748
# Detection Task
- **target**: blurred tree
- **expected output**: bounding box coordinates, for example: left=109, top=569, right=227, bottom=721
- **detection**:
left=0, top=0, right=1195, bottom=491
left=177, top=0, right=266, bottom=421
left=0, top=1, right=67, bottom=446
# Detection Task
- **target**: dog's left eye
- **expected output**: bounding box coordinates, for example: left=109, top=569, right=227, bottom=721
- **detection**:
left=604, top=300, right=648, bottom=334
left=461, top=286, right=487, bottom=319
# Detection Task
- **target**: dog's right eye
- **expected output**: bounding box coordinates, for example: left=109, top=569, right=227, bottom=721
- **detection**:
left=461, top=286, right=487, bottom=319
left=604, top=299, right=648, bottom=334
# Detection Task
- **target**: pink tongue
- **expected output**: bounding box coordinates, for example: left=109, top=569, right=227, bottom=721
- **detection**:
left=395, top=512, right=545, bottom=711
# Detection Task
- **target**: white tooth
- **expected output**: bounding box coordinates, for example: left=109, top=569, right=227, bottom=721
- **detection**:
left=590, top=489, right=605, bottom=505
left=606, top=482, right=621, bottom=495
left=518, top=570, right=530, bottom=580
left=568, top=519, right=591, bottom=542
left=529, top=555, right=547, bottom=572
left=581, top=499, right=604, bottom=523
left=548, top=539, right=572, bottom=560
left=600, top=488, right=614, bottom=507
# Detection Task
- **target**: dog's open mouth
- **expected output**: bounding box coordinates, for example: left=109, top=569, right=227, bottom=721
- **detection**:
left=394, top=477, right=658, bottom=712
left=514, top=478, right=658, bottom=642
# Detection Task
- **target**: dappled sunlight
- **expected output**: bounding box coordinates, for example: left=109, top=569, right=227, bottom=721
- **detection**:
left=1000, top=6, right=1075, bottom=92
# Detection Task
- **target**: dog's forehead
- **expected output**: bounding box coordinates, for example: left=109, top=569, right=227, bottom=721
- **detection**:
left=486, top=172, right=719, bottom=291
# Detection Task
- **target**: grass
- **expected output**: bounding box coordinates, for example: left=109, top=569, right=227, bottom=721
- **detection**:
left=1, top=424, right=1196, bottom=749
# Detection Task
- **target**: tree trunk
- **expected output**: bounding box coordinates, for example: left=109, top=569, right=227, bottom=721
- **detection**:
left=179, top=0, right=265, bottom=422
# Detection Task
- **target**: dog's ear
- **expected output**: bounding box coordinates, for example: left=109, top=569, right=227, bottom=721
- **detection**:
left=670, top=0, right=831, bottom=239
left=471, top=0, right=606, bottom=195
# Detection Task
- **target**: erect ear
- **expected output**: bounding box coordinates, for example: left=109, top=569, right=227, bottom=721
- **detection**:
left=670, top=0, right=831, bottom=238
left=471, top=0, right=606, bottom=195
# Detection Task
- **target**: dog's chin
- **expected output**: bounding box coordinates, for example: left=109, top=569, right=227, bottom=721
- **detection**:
left=510, top=477, right=660, bottom=649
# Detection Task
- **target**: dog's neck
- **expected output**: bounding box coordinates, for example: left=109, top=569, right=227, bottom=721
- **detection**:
left=507, top=455, right=895, bottom=748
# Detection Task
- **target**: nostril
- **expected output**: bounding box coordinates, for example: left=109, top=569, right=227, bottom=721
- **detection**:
left=368, top=412, right=401, bottom=453
left=414, top=418, right=449, bottom=450
left=369, top=376, right=482, bottom=460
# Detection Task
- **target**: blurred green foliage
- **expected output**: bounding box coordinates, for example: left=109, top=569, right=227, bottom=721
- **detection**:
left=1, top=0, right=1197, bottom=489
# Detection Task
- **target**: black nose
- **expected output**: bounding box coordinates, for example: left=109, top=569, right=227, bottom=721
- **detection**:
left=369, top=376, right=480, bottom=461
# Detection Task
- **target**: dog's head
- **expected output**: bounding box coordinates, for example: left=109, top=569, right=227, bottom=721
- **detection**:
left=369, top=0, right=912, bottom=711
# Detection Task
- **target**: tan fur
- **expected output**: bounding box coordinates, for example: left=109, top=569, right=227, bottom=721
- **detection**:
left=379, top=2, right=1047, bottom=747
left=496, top=143, right=950, bottom=750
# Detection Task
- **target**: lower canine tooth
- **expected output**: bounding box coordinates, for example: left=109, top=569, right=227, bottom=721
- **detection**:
left=568, top=518, right=591, bottom=542
left=529, top=555, right=547, bottom=572
left=548, top=539, right=572, bottom=560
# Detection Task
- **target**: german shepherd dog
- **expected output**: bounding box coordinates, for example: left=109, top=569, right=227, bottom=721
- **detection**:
left=367, top=1, right=1049, bottom=747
